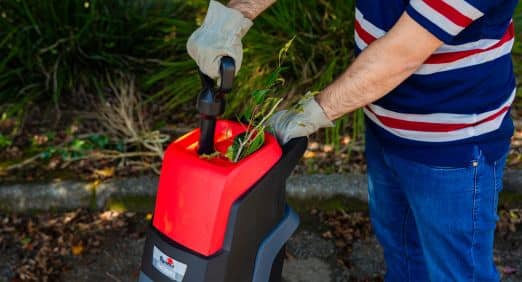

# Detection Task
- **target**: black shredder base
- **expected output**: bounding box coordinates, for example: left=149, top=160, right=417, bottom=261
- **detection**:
left=139, top=137, right=307, bottom=282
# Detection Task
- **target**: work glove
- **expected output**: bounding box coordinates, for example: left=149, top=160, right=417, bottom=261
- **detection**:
left=186, top=0, right=253, bottom=79
left=268, top=93, right=334, bottom=145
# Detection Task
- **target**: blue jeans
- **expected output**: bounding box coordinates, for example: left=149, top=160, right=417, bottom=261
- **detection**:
left=365, top=130, right=507, bottom=282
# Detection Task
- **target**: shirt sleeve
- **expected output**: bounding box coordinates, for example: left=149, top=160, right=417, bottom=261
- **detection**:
left=406, top=0, right=494, bottom=43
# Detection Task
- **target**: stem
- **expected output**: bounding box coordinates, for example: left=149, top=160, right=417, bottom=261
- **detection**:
left=232, top=103, right=258, bottom=162
left=232, top=98, right=283, bottom=162
left=4, top=133, right=100, bottom=171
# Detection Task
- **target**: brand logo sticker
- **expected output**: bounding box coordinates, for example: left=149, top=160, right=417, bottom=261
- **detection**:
left=152, top=246, right=187, bottom=281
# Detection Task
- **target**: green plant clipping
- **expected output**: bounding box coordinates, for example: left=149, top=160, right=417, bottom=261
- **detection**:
left=225, top=130, right=266, bottom=163
left=246, top=132, right=265, bottom=156
left=221, top=38, right=295, bottom=163
left=224, top=89, right=282, bottom=163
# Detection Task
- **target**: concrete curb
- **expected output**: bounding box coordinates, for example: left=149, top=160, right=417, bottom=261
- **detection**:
left=95, top=175, right=158, bottom=209
left=1, top=170, right=521, bottom=212
left=0, top=180, right=94, bottom=212
left=286, top=174, right=367, bottom=200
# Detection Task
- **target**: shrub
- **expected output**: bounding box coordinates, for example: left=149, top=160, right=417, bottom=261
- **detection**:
left=0, top=0, right=192, bottom=107
left=1, top=0, right=362, bottom=149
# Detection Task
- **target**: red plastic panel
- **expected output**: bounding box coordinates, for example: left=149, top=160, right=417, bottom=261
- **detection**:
left=152, top=120, right=282, bottom=256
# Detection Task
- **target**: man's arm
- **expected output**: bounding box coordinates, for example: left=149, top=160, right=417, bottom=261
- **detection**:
left=228, top=0, right=276, bottom=20
left=316, top=12, right=443, bottom=120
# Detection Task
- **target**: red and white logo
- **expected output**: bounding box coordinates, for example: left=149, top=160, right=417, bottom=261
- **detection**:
left=152, top=246, right=188, bottom=282
left=166, top=257, right=174, bottom=265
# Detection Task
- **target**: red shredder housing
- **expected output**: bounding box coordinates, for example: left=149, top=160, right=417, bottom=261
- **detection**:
left=152, top=120, right=282, bottom=256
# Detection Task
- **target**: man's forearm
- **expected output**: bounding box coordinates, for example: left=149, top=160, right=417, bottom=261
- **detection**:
left=316, top=13, right=443, bottom=120
left=228, top=0, right=276, bottom=20
left=316, top=36, right=420, bottom=120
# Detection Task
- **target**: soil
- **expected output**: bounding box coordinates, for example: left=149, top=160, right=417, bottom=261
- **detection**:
left=0, top=206, right=521, bottom=282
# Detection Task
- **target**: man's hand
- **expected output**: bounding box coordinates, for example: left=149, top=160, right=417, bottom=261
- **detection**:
left=186, top=0, right=275, bottom=79
left=186, top=1, right=252, bottom=78
left=268, top=93, right=333, bottom=144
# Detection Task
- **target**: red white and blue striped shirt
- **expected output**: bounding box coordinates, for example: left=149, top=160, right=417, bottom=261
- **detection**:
left=357, top=0, right=518, bottom=165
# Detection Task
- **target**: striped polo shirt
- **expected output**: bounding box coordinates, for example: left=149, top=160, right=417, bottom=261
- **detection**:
left=356, top=0, right=518, bottom=165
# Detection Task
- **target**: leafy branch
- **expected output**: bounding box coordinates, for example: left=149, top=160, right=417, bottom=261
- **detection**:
left=224, top=37, right=295, bottom=163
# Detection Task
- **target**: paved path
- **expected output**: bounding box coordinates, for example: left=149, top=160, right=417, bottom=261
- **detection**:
left=56, top=226, right=521, bottom=282
left=58, top=228, right=384, bottom=282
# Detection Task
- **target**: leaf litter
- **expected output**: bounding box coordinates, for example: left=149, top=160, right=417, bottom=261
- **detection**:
left=0, top=209, right=148, bottom=281
left=0, top=207, right=520, bottom=281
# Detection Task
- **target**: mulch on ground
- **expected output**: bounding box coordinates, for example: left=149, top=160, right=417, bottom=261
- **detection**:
left=0, top=210, right=148, bottom=282
left=0, top=207, right=520, bottom=281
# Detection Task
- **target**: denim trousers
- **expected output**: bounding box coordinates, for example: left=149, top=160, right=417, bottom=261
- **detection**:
left=365, top=130, right=507, bottom=282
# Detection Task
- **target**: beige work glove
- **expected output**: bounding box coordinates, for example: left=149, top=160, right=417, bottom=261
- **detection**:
left=268, top=93, right=334, bottom=145
left=186, top=0, right=253, bottom=79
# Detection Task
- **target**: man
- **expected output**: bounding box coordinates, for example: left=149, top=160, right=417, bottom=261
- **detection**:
left=187, top=0, right=518, bottom=281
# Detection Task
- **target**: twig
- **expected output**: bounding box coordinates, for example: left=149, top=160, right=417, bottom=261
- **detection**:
left=2, top=133, right=93, bottom=171
left=233, top=98, right=283, bottom=162
left=5, top=153, right=43, bottom=171
left=59, top=151, right=160, bottom=169
left=105, top=272, right=122, bottom=282
left=96, top=72, right=168, bottom=160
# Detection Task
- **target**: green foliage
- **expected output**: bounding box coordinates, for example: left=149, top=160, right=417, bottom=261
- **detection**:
left=145, top=0, right=356, bottom=117
left=1, top=0, right=363, bottom=150
left=0, top=134, right=12, bottom=149
left=39, top=134, right=111, bottom=161
left=88, top=134, right=109, bottom=149
left=0, top=0, right=193, bottom=106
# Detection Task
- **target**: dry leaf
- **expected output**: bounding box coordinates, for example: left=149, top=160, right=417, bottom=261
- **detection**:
left=93, top=167, right=115, bottom=178
left=501, top=266, right=518, bottom=275
left=71, top=244, right=84, bottom=256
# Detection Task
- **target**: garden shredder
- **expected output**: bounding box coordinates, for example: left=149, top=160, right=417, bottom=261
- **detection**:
left=138, top=57, right=307, bottom=282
